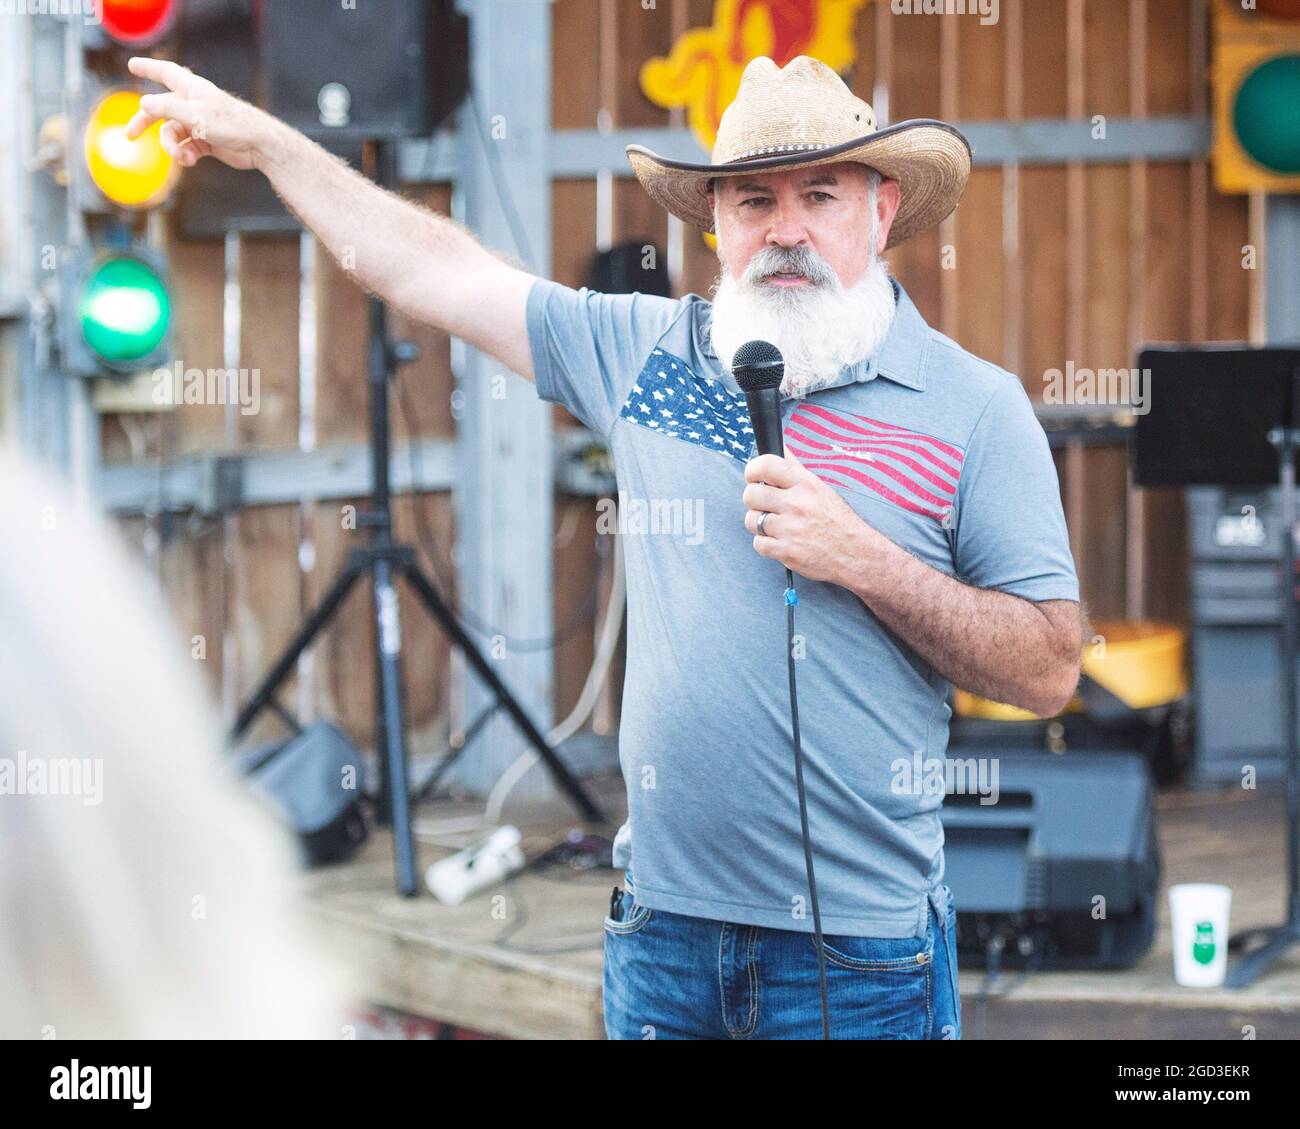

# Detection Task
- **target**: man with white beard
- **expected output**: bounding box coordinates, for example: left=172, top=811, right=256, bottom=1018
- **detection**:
left=707, top=172, right=897, bottom=400
left=129, top=51, right=1083, bottom=1039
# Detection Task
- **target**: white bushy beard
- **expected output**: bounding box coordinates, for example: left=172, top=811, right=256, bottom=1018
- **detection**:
left=708, top=217, right=897, bottom=398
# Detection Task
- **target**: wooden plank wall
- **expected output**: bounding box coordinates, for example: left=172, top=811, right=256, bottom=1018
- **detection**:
left=107, top=0, right=1253, bottom=761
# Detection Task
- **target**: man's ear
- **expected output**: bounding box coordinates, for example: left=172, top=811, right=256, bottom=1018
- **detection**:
left=875, top=178, right=902, bottom=254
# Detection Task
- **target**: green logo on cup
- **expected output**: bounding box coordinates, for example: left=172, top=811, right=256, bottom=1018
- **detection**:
left=1193, top=920, right=1216, bottom=965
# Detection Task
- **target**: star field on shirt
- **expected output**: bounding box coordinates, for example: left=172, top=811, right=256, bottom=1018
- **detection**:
left=618, top=349, right=755, bottom=462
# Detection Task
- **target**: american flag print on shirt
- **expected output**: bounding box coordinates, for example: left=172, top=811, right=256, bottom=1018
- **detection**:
left=783, top=403, right=964, bottom=527
left=619, top=349, right=755, bottom=461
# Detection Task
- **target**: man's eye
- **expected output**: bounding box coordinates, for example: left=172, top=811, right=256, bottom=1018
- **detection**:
left=809, top=191, right=833, bottom=203
left=740, top=197, right=769, bottom=208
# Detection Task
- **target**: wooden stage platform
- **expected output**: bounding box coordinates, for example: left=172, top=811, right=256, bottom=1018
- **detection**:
left=298, top=777, right=1300, bottom=1039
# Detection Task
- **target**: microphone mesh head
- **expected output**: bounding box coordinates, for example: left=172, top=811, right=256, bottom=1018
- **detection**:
left=731, top=339, right=785, bottom=392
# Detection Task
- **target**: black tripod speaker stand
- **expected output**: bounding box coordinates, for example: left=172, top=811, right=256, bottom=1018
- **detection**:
left=1225, top=415, right=1300, bottom=986
left=1135, top=347, right=1300, bottom=987
left=230, top=143, right=605, bottom=896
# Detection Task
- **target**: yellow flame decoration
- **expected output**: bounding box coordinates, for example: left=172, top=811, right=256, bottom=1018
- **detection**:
left=640, top=0, right=871, bottom=154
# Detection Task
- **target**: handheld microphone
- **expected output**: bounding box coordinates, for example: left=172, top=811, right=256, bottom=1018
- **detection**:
left=731, top=339, right=786, bottom=457
left=730, top=339, right=832, bottom=1039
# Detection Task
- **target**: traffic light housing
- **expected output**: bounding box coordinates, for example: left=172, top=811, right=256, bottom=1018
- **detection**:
left=60, top=245, right=173, bottom=378
left=1213, top=0, right=1300, bottom=193
left=58, top=4, right=180, bottom=381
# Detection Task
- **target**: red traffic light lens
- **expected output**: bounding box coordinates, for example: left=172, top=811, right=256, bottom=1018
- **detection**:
left=100, top=0, right=177, bottom=47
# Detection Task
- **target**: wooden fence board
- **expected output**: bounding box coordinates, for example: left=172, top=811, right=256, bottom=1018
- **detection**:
left=239, top=236, right=299, bottom=450
left=166, top=231, right=227, bottom=456
left=233, top=502, right=303, bottom=745
left=951, top=169, right=1006, bottom=371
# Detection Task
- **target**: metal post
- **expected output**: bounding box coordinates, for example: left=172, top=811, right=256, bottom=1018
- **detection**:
left=1267, top=196, right=1300, bottom=346
left=1269, top=197, right=1300, bottom=925
left=1276, top=425, right=1300, bottom=923
left=15, top=14, right=74, bottom=467
left=453, top=0, right=556, bottom=800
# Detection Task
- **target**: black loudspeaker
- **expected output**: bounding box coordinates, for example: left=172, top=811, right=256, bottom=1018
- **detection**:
left=258, top=0, right=468, bottom=141
left=589, top=241, right=672, bottom=297
left=941, top=751, right=1161, bottom=970
left=178, top=0, right=364, bottom=236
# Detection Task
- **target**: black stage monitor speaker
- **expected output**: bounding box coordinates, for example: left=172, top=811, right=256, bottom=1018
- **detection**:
left=941, top=751, right=1161, bottom=970
left=258, top=0, right=468, bottom=141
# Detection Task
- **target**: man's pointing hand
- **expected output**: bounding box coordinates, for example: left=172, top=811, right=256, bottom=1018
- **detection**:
left=124, top=56, right=268, bottom=172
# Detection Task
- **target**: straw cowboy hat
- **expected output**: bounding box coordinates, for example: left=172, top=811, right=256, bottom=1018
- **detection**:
left=626, top=55, right=971, bottom=250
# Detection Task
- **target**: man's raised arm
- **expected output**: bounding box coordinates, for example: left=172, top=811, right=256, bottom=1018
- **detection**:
left=124, top=56, right=537, bottom=381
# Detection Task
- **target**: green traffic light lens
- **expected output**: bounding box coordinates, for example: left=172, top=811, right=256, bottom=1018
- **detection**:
left=78, top=256, right=170, bottom=366
left=1233, top=54, right=1300, bottom=176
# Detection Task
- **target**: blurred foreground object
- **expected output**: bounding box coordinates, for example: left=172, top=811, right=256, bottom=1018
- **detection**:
left=0, top=446, right=352, bottom=1038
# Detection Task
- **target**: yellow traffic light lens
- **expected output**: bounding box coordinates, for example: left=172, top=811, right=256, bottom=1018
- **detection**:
left=84, top=89, right=177, bottom=208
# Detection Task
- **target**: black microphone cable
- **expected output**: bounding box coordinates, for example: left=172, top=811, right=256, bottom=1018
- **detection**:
left=734, top=339, right=831, bottom=1039
left=783, top=564, right=830, bottom=1040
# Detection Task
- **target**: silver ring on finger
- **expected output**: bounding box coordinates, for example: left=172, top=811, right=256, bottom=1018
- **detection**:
left=757, top=511, right=770, bottom=538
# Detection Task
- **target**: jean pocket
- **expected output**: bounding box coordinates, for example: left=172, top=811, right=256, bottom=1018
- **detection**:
left=604, top=888, right=653, bottom=936
left=807, top=927, right=934, bottom=972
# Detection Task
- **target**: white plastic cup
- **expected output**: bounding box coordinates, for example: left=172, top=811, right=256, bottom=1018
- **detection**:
left=1168, top=883, right=1232, bottom=987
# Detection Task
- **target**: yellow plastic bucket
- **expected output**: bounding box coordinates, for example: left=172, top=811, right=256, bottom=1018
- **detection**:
left=1081, top=619, right=1187, bottom=709
left=952, top=619, right=1186, bottom=720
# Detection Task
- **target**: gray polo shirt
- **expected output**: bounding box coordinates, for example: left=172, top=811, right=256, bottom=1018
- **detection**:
left=526, top=275, right=1079, bottom=938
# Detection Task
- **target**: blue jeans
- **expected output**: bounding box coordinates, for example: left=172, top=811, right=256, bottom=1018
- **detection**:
left=603, top=875, right=962, bottom=1040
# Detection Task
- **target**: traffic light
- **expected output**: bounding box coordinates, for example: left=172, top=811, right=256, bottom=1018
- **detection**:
left=1213, top=0, right=1300, bottom=193
left=60, top=246, right=173, bottom=378
left=57, top=3, right=181, bottom=382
